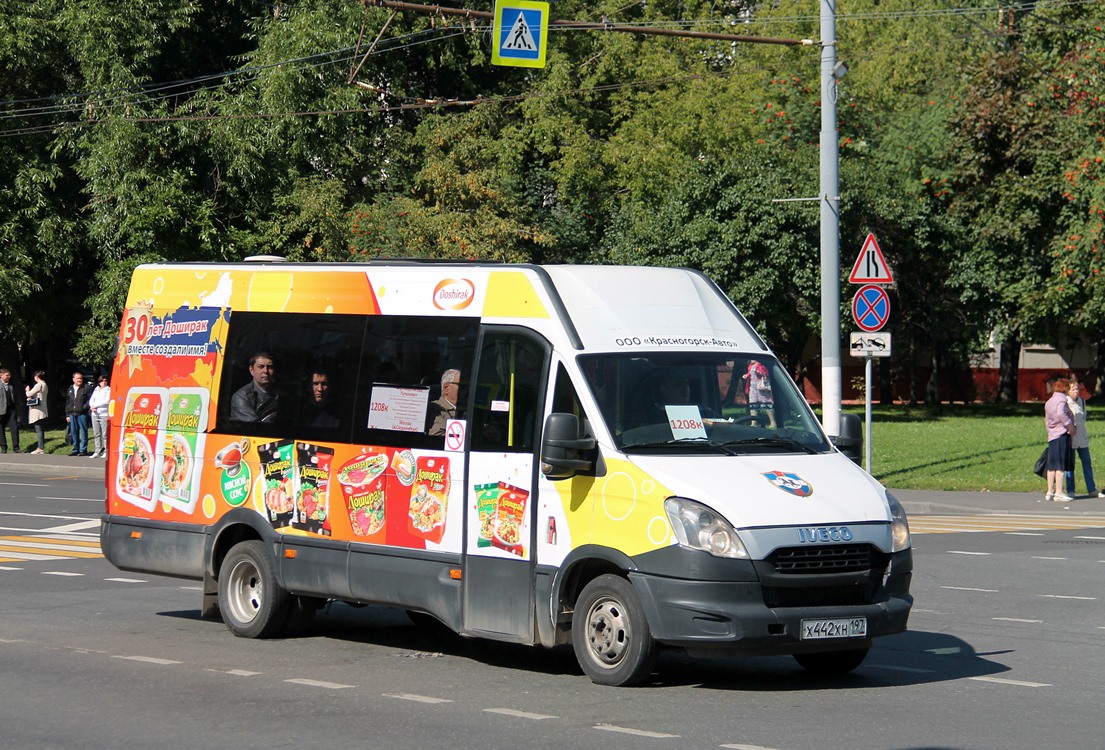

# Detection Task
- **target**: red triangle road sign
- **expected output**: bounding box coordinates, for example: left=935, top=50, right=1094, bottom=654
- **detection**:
left=849, top=233, right=894, bottom=284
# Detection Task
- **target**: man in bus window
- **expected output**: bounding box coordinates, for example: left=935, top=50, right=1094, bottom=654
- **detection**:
left=427, top=369, right=460, bottom=436
left=306, top=367, right=338, bottom=428
left=231, top=351, right=278, bottom=423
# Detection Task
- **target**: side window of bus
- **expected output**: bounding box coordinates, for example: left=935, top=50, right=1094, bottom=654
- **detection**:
left=550, top=363, right=593, bottom=438
left=351, top=316, right=479, bottom=449
left=470, top=331, right=548, bottom=454
left=216, top=311, right=366, bottom=441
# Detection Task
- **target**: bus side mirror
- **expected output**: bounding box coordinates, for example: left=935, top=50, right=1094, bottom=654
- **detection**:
left=541, top=413, right=596, bottom=480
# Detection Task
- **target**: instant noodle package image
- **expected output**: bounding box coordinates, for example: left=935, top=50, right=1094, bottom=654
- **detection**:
left=256, top=440, right=296, bottom=529
left=491, top=482, right=529, bottom=557
left=294, top=443, right=333, bottom=536
left=338, top=450, right=389, bottom=542
left=116, top=388, right=169, bottom=512
left=156, top=389, right=209, bottom=514
left=407, top=456, right=449, bottom=545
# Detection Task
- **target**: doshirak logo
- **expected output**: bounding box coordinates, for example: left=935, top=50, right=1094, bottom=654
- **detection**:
left=433, top=278, right=476, bottom=310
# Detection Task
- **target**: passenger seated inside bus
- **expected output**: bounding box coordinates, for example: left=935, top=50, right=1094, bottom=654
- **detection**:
left=230, top=351, right=279, bottom=423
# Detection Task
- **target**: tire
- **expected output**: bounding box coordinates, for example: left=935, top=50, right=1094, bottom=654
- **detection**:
left=218, top=540, right=291, bottom=638
left=572, top=574, right=657, bottom=687
left=794, top=647, right=869, bottom=675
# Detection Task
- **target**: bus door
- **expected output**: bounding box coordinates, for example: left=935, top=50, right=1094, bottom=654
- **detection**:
left=462, top=327, right=549, bottom=642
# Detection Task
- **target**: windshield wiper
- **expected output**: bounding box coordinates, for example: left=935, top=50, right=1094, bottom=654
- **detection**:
left=722, top=436, right=819, bottom=455
left=624, top=438, right=737, bottom=455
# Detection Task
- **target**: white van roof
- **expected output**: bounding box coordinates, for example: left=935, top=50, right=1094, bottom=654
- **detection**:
left=541, top=265, right=768, bottom=353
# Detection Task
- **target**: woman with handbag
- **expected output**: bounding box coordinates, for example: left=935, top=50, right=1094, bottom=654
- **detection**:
left=25, top=370, right=48, bottom=454
left=1044, top=377, right=1076, bottom=502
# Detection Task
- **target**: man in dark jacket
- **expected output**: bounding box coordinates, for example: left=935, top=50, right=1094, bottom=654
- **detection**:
left=0, top=368, right=21, bottom=453
left=230, top=352, right=279, bottom=423
left=65, top=372, right=94, bottom=456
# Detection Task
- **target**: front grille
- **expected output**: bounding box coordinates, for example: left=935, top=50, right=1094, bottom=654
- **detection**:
left=766, top=544, right=879, bottom=574
left=763, top=583, right=870, bottom=608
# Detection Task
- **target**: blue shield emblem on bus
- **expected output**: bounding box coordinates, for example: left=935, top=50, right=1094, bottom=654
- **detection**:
left=762, top=471, right=813, bottom=497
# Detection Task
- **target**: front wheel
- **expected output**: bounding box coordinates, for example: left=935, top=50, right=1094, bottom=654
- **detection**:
left=218, top=540, right=290, bottom=638
left=794, top=647, right=869, bottom=675
left=572, top=574, right=657, bottom=687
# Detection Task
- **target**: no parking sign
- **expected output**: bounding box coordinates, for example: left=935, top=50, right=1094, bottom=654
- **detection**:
left=851, top=284, right=890, bottom=332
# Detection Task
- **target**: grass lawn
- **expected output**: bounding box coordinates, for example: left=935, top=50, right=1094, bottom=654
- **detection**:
left=847, top=403, right=1095, bottom=493
left=13, top=406, right=1090, bottom=493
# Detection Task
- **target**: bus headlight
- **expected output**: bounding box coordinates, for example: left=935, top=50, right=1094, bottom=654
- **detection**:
left=664, top=497, right=750, bottom=559
left=887, top=493, right=911, bottom=552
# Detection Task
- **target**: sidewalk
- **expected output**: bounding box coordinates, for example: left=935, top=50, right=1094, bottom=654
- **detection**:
left=0, top=451, right=107, bottom=480
left=2, top=450, right=1105, bottom=516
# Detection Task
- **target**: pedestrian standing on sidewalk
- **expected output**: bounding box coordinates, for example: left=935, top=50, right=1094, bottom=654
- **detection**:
left=1065, top=380, right=1103, bottom=498
left=89, top=375, right=111, bottom=458
left=65, top=372, right=94, bottom=456
left=0, top=368, right=21, bottom=453
left=1045, top=377, right=1076, bottom=502
left=25, top=370, right=48, bottom=454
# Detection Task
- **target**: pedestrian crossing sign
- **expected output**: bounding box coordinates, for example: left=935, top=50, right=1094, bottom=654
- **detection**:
left=492, top=1, right=549, bottom=68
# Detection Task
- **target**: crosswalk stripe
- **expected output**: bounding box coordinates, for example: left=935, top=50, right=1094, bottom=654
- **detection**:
left=0, top=535, right=104, bottom=560
left=910, top=514, right=1105, bottom=535
left=4, top=535, right=101, bottom=548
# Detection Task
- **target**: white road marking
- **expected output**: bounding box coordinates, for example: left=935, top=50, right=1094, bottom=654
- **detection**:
left=384, top=693, right=452, bottom=704
left=0, top=511, right=91, bottom=521
left=484, top=708, right=558, bottom=720
left=969, top=676, right=1051, bottom=688
left=0, top=482, right=49, bottom=487
left=3, top=552, right=63, bottom=561
left=1005, top=532, right=1045, bottom=536
left=114, top=655, right=181, bottom=665
left=36, top=497, right=104, bottom=504
left=721, top=745, right=781, bottom=750
left=206, top=668, right=263, bottom=677
left=941, top=586, right=998, bottom=593
left=595, top=724, right=679, bottom=739
left=1039, top=594, right=1096, bottom=601
left=105, top=577, right=147, bottom=583
left=41, top=571, right=83, bottom=576
left=43, top=520, right=101, bottom=533
left=947, top=551, right=990, bottom=556
left=1075, top=536, right=1105, bottom=540
left=927, top=647, right=962, bottom=655
left=0, top=540, right=100, bottom=553
left=992, top=617, right=1043, bottom=623
left=285, top=678, right=354, bottom=690
left=0, top=566, right=22, bottom=570
left=1032, top=556, right=1068, bottom=561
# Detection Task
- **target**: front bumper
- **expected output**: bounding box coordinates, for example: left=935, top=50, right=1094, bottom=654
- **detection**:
left=629, top=556, right=912, bottom=656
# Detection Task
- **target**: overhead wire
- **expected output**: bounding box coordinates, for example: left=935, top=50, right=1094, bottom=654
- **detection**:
left=0, top=0, right=1100, bottom=137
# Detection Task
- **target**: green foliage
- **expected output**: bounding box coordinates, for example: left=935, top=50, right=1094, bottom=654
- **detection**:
left=0, top=0, right=1103, bottom=389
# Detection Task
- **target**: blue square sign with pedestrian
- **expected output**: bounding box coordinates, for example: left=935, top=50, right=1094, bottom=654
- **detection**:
left=493, top=1, right=549, bottom=68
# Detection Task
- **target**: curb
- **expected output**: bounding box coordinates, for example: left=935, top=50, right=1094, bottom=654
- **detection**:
left=0, top=454, right=106, bottom=480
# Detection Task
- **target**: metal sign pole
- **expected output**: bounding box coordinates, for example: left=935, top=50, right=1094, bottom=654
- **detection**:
left=865, top=355, right=873, bottom=473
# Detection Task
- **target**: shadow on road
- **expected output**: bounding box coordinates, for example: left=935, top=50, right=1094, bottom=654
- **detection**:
left=160, top=604, right=1002, bottom=691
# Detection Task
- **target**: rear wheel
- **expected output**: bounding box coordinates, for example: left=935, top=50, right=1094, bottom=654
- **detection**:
left=572, top=574, right=657, bottom=687
left=794, top=647, right=869, bottom=675
left=218, top=540, right=290, bottom=638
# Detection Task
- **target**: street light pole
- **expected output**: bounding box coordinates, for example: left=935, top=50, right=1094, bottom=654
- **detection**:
left=819, top=0, right=842, bottom=437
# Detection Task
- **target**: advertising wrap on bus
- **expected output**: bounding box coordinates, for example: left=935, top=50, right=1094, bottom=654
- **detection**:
left=101, top=261, right=912, bottom=686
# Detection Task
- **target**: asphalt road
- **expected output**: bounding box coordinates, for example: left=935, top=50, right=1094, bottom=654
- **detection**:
left=2, top=469, right=1104, bottom=749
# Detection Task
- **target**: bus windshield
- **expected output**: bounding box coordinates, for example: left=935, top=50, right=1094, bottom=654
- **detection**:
left=578, top=352, right=832, bottom=455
